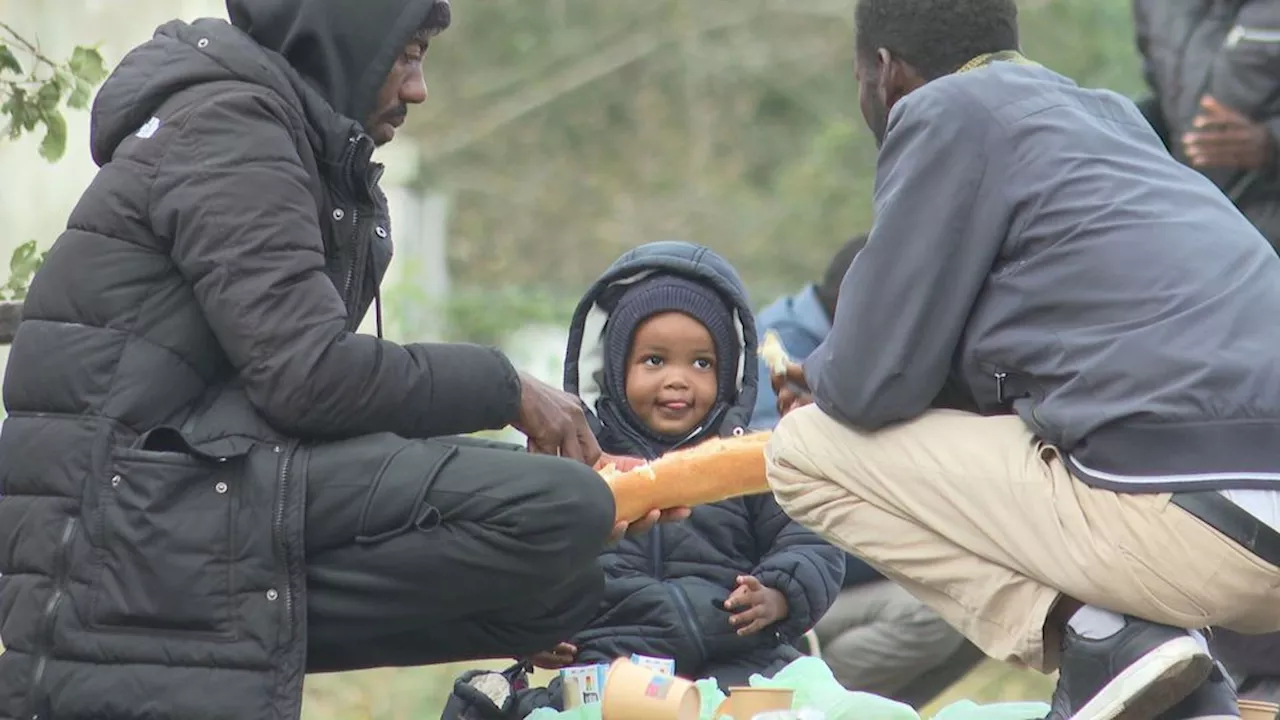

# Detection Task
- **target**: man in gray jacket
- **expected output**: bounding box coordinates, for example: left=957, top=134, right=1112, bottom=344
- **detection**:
left=764, top=1, right=1280, bottom=719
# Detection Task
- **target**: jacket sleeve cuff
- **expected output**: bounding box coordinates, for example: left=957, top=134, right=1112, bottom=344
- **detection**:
left=406, top=342, right=522, bottom=437
left=752, top=566, right=815, bottom=642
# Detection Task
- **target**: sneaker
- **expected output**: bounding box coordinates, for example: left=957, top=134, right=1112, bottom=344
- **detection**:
left=1157, top=663, right=1239, bottom=720
left=1045, top=617, right=1213, bottom=720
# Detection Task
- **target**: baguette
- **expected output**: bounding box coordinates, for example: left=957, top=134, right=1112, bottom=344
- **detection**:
left=760, top=330, right=791, bottom=376
left=600, top=431, right=773, bottom=524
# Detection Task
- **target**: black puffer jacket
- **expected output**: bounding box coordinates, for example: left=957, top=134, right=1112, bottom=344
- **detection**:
left=1133, top=0, right=1280, bottom=246
left=560, top=242, right=844, bottom=684
left=0, top=3, right=524, bottom=719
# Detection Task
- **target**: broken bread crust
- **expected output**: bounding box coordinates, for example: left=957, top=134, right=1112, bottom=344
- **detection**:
left=760, top=330, right=791, bottom=376
left=600, top=431, right=773, bottom=524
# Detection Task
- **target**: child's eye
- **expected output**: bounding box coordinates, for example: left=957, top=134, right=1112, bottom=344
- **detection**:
left=642, top=355, right=664, bottom=367
left=694, top=358, right=714, bottom=370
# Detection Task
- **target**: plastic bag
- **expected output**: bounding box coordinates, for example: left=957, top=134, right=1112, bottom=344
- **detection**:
left=745, top=657, right=918, bottom=720
left=927, top=700, right=1049, bottom=720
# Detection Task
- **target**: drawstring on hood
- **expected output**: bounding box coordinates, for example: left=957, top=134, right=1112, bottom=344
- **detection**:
left=226, top=0, right=450, bottom=125
left=564, top=241, right=759, bottom=458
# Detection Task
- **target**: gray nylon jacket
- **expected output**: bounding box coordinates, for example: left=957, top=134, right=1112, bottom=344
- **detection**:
left=806, top=58, right=1280, bottom=493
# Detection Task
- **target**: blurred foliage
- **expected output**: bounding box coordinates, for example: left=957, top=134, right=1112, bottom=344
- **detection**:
left=0, top=22, right=107, bottom=161
left=1, top=22, right=107, bottom=301
left=403, top=0, right=1146, bottom=331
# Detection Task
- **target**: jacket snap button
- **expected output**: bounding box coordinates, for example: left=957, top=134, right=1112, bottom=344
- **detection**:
left=732, top=426, right=745, bottom=436
left=197, top=38, right=209, bottom=48
left=273, top=445, right=281, bottom=453
left=215, top=481, right=228, bottom=494
left=375, top=226, right=388, bottom=238
left=332, top=208, right=345, bottom=221
left=266, top=589, right=279, bottom=601
left=110, top=474, right=121, bottom=487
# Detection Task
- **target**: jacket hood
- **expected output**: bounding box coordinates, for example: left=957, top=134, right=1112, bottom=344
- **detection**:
left=227, top=0, right=449, bottom=123
left=563, top=241, right=760, bottom=450
left=89, top=0, right=449, bottom=167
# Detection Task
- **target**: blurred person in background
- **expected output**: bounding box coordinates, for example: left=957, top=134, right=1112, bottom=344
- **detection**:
left=750, top=235, right=867, bottom=431
left=0, top=2, right=683, bottom=719
left=1133, top=0, right=1280, bottom=250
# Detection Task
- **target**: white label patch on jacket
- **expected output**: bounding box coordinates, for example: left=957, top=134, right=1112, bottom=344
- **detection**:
left=135, top=116, right=161, bottom=139
left=1225, top=25, right=1280, bottom=48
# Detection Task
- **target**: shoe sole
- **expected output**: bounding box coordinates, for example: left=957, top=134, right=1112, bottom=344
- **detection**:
left=1068, top=635, right=1213, bottom=720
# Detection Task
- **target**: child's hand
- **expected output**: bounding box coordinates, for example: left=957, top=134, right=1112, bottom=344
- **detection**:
left=529, top=642, right=577, bottom=670
left=723, top=575, right=789, bottom=636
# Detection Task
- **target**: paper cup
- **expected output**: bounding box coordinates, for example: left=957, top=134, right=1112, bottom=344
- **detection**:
left=1239, top=699, right=1280, bottom=720
left=601, top=657, right=700, bottom=720
left=717, top=687, right=794, bottom=719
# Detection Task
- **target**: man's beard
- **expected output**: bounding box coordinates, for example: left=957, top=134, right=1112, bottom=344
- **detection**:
left=867, top=92, right=889, bottom=149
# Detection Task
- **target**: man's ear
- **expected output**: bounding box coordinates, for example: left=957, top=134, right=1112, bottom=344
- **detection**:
left=878, top=48, right=925, bottom=111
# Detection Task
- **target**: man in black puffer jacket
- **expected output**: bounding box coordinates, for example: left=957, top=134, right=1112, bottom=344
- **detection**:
left=1132, top=0, right=1280, bottom=248
left=0, top=2, right=683, bottom=719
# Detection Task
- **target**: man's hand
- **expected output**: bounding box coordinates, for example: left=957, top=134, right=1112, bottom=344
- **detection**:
left=530, top=642, right=577, bottom=670
left=1182, top=96, right=1274, bottom=171
left=723, top=575, right=789, bottom=636
left=607, top=507, right=692, bottom=544
left=513, top=372, right=602, bottom=466
left=771, top=360, right=815, bottom=419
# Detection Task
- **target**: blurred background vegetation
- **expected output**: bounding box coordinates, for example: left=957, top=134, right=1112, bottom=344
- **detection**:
left=411, top=0, right=1144, bottom=340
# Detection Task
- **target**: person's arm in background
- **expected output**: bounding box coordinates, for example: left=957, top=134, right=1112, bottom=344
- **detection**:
left=1131, top=0, right=1172, bottom=149
left=152, top=92, right=520, bottom=440
left=804, top=85, right=1010, bottom=431
left=1183, top=1, right=1280, bottom=175
left=750, top=310, right=825, bottom=430
left=740, top=494, right=845, bottom=642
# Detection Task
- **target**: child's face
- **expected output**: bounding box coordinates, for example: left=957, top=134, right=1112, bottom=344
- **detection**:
left=625, top=312, right=720, bottom=436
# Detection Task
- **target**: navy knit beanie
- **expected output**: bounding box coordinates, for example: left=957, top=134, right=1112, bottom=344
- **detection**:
left=603, top=275, right=741, bottom=412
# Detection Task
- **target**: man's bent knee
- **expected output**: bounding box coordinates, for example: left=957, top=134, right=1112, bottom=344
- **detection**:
left=765, top=406, right=857, bottom=530
left=519, top=454, right=615, bottom=574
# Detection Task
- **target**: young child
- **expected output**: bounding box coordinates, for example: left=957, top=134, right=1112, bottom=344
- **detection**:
left=440, top=242, right=843, bottom=720
left=540, top=241, right=844, bottom=690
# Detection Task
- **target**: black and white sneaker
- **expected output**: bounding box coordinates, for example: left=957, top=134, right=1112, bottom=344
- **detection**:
left=1045, top=617, right=1213, bottom=720
left=1156, top=662, right=1240, bottom=720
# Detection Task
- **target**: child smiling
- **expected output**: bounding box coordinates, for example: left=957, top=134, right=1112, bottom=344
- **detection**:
left=535, top=241, right=844, bottom=691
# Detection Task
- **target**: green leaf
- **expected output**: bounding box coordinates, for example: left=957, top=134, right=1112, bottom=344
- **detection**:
left=67, top=78, right=92, bottom=109
left=1, top=86, right=28, bottom=138
left=0, top=44, right=22, bottom=76
left=37, top=109, right=66, bottom=161
left=68, top=46, right=107, bottom=85
left=36, top=78, right=62, bottom=112
left=9, top=241, right=36, bottom=273
left=20, top=99, right=39, bottom=131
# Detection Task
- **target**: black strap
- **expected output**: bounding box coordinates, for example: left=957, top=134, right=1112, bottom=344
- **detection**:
left=1171, top=491, right=1280, bottom=568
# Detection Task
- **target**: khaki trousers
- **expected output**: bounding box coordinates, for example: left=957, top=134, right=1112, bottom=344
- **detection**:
left=765, top=406, right=1280, bottom=673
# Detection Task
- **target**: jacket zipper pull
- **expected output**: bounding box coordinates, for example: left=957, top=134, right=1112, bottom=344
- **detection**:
left=994, top=371, right=1008, bottom=405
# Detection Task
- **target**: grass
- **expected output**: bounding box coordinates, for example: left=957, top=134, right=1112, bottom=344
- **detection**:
left=300, top=658, right=1054, bottom=719
left=1, top=637, right=1053, bottom=718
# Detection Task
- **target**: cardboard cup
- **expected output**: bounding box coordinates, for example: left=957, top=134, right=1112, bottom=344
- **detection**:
left=601, top=657, right=700, bottom=720
left=718, top=687, right=794, bottom=719
left=1239, top=699, right=1280, bottom=720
